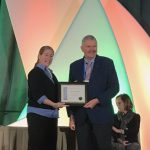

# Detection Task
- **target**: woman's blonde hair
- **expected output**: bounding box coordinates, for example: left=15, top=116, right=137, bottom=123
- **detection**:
left=34, top=46, right=54, bottom=67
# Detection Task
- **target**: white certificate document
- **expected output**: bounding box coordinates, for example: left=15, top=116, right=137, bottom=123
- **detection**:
left=59, top=83, right=87, bottom=105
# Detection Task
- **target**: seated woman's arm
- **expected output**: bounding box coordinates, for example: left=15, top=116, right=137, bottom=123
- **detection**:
left=125, top=114, right=140, bottom=137
left=112, top=126, right=124, bottom=134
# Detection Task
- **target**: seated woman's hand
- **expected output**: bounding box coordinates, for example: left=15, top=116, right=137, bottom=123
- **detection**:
left=122, top=140, right=130, bottom=146
left=112, top=126, right=124, bottom=134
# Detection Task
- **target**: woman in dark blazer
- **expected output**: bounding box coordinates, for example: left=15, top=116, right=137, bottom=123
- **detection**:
left=27, top=46, right=65, bottom=150
left=112, top=94, right=141, bottom=150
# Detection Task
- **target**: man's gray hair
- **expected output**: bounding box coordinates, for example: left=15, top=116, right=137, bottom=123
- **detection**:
left=82, top=35, right=97, bottom=45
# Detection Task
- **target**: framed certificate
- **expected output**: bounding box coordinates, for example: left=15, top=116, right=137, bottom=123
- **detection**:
left=59, top=82, right=87, bottom=105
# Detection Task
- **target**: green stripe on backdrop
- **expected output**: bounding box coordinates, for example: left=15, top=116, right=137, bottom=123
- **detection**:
left=0, top=0, right=27, bottom=125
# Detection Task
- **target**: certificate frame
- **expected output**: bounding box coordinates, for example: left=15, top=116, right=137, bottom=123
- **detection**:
left=59, top=82, right=87, bottom=105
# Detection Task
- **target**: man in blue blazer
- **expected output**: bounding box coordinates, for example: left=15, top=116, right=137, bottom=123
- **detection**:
left=68, top=35, right=119, bottom=150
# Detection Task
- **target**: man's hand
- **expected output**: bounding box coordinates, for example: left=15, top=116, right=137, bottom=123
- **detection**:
left=83, top=98, right=99, bottom=109
left=69, top=115, right=75, bottom=130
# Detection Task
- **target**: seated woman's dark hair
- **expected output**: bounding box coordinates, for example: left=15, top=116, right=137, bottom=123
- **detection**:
left=116, top=93, right=133, bottom=111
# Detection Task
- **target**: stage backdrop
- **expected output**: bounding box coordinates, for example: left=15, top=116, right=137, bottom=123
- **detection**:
left=0, top=0, right=150, bottom=149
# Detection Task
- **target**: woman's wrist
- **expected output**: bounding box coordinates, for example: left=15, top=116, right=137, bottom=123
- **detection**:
left=43, top=98, right=55, bottom=107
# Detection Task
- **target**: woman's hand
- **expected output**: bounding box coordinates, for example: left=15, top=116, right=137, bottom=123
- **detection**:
left=52, top=102, right=67, bottom=109
left=122, top=140, right=130, bottom=146
left=112, top=126, right=124, bottom=134
left=117, top=138, right=130, bottom=146
left=43, top=99, right=67, bottom=108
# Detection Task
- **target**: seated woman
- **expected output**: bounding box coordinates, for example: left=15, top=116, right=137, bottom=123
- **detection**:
left=112, top=93, right=141, bottom=150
